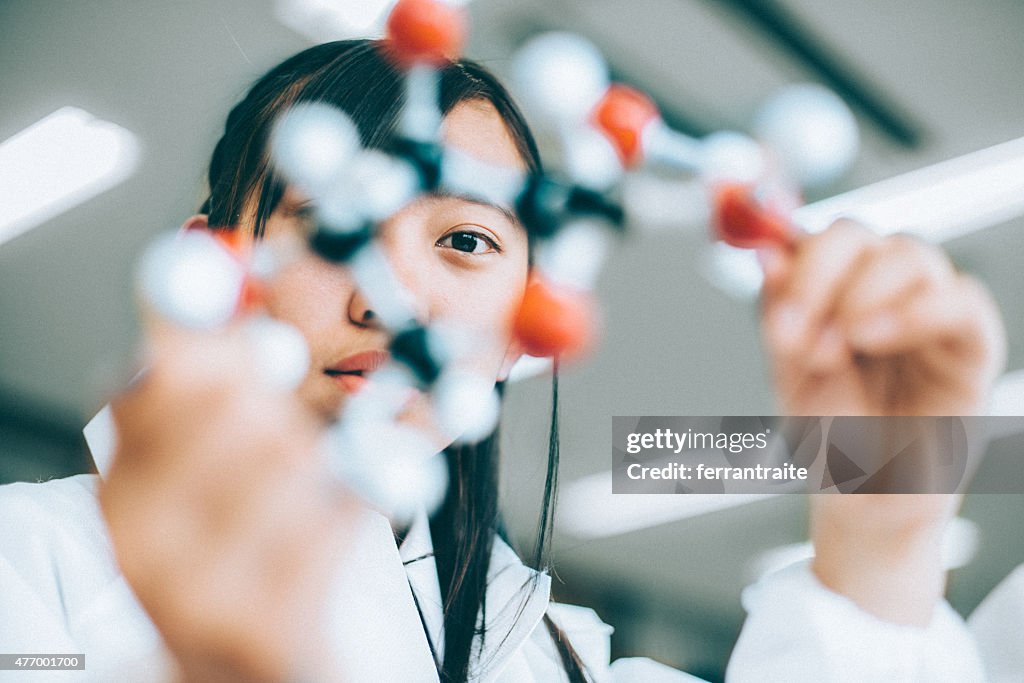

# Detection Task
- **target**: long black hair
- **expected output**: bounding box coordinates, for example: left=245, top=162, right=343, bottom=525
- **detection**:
left=201, top=40, right=589, bottom=682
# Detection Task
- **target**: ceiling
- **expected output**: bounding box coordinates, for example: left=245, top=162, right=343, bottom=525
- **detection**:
left=2, top=0, right=1023, bottom=677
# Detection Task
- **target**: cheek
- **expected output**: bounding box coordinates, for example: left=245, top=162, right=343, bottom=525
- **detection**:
left=264, top=257, right=347, bottom=341
left=262, top=257, right=355, bottom=420
left=432, top=260, right=528, bottom=369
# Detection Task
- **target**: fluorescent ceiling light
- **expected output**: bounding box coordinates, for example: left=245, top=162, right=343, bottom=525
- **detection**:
left=275, top=0, right=396, bottom=42
left=0, top=106, right=140, bottom=248
left=793, top=134, right=1024, bottom=241
left=557, top=468, right=778, bottom=539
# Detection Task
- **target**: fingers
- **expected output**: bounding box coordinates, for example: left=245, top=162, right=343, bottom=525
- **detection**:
left=104, top=227, right=355, bottom=682
left=761, top=220, right=881, bottom=371
left=846, top=272, right=1006, bottom=368
left=835, top=235, right=955, bottom=326
left=760, top=218, right=1007, bottom=416
left=111, top=325, right=249, bottom=453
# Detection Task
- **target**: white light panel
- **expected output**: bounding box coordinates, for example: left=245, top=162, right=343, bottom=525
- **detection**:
left=0, top=106, right=140, bottom=248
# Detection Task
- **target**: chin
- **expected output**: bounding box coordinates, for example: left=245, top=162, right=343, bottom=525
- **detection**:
left=302, top=376, right=453, bottom=453
left=294, top=380, right=345, bottom=424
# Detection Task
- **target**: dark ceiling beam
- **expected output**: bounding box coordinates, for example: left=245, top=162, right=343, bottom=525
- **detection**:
left=709, top=0, right=926, bottom=148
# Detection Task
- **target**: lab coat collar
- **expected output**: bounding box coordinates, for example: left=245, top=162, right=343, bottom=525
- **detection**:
left=398, top=506, right=552, bottom=682
left=85, top=404, right=116, bottom=477
left=398, top=506, right=446, bottom=667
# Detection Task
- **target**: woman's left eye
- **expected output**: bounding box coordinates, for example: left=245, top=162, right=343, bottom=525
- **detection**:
left=437, top=230, right=500, bottom=255
left=285, top=204, right=317, bottom=232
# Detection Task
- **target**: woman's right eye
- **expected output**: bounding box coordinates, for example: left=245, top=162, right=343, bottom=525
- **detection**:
left=436, top=229, right=500, bottom=255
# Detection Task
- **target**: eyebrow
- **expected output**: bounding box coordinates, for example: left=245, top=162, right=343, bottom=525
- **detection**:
left=426, top=188, right=522, bottom=227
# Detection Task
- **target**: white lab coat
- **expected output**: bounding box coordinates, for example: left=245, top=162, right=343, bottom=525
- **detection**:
left=0, top=473, right=699, bottom=682
left=0, top=412, right=1009, bottom=682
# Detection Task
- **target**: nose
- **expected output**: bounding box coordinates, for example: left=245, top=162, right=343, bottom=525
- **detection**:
left=347, top=276, right=432, bottom=330
left=346, top=287, right=381, bottom=329
left=350, top=226, right=432, bottom=328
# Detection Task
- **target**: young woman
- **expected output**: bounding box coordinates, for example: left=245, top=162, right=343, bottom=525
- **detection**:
left=0, top=39, right=1008, bottom=682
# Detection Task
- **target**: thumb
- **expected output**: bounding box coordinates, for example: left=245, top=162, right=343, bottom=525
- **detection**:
left=757, top=244, right=791, bottom=296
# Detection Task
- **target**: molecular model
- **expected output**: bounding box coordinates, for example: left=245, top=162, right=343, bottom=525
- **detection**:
left=136, top=0, right=860, bottom=521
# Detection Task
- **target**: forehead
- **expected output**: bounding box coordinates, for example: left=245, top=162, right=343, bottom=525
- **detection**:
left=440, top=100, right=527, bottom=173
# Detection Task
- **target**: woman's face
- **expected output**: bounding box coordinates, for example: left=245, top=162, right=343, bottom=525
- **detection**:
left=256, top=100, right=531, bottom=447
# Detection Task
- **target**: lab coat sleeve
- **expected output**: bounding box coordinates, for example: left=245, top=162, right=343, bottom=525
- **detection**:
left=0, top=481, right=86, bottom=649
left=545, top=602, right=708, bottom=683
left=726, top=560, right=988, bottom=682
left=0, top=552, right=82, bottom=650
left=967, top=563, right=1024, bottom=682
left=0, top=480, right=90, bottom=682
left=0, top=477, right=176, bottom=682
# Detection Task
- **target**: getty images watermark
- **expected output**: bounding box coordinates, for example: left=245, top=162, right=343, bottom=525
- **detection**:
left=612, top=416, right=1024, bottom=494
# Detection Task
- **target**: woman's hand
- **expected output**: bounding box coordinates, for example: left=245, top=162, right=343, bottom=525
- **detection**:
left=99, top=321, right=359, bottom=682
left=759, top=220, right=1006, bottom=417
left=759, top=220, right=1006, bottom=626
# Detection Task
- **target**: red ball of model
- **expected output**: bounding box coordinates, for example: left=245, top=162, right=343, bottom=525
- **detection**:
left=209, top=228, right=250, bottom=261
left=385, top=0, right=468, bottom=66
left=712, top=183, right=793, bottom=249
left=209, top=228, right=266, bottom=313
left=512, top=278, right=596, bottom=359
left=591, top=84, right=660, bottom=168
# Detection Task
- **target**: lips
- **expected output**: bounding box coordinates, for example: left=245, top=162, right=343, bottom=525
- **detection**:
left=324, top=349, right=391, bottom=393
